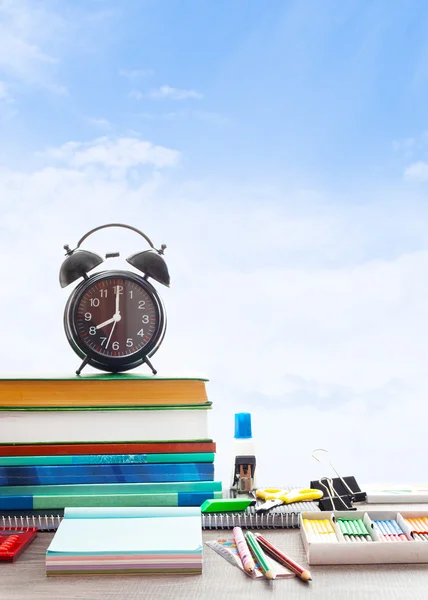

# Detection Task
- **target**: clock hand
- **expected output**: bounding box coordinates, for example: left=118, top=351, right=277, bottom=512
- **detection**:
left=96, top=316, right=116, bottom=330
left=115, top=285, right=120, bottom=316
left=105, top=319, right=117, bottom=350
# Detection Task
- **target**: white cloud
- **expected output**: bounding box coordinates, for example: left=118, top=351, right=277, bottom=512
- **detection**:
left=404, top=161, right=428, bottom=182
left=130, top=85, right=203, bottom=101
left=43, top=136, right=181, bottom=170
left=119, top=68, right=153, bottom=79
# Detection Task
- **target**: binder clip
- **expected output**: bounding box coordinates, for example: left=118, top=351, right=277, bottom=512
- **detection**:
left=310, top=448, right=366, bottom=511
left=315, top=477, right=356, bottom=511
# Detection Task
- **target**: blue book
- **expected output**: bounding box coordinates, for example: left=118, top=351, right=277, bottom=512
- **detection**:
left=0, top=463, right=214, bottom=486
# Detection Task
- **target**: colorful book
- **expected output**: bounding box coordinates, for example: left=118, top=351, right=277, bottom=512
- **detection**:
left=46, top=507, right=203, bottom=575
left=0, top=481, right=222, bottom=496
left=0, top=374, right=209, bottom=408
left=0, top=453, right=215, bottom=466
left=0, top=409, right=210, bottom=443
left=0, top=463, right=214, bottom=486
left=0, top=490, right=222, bottom=510
left=0, top=441, right=216, bottom=456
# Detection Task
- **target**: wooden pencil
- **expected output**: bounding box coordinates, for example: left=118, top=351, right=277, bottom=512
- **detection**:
left=245, top=531, right=275, bottom=580
left=254, top=533, right=312, bottom=581
left=233, top=527, right=255, bottom=573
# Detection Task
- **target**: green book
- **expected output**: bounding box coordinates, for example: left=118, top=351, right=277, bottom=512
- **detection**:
left=0, top=453, right=215, bottom=466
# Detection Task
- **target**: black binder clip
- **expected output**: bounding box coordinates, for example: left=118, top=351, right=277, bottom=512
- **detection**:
left=310, top=448, right=367, bottom=511
left=313, top=477, right=356, bottom=511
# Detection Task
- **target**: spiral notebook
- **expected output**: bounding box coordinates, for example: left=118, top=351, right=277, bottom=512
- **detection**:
left=0, top=500, right=320, bottom=531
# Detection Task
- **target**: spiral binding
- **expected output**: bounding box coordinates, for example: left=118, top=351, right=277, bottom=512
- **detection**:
left=0, top=500, right=320, bottom=531
left=0, top=514, right=63, bottom=531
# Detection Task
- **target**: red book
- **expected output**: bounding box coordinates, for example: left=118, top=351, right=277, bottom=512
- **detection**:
left=0, top=441, right=216, bottom=457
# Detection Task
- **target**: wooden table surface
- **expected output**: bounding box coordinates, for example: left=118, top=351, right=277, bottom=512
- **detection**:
left=2, top=505, right=428, bottom=600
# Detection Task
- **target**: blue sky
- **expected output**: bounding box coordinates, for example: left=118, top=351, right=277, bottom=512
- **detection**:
left=2, top=1, right=428, bottom=485
left=3, top=0, right=428, bottom=187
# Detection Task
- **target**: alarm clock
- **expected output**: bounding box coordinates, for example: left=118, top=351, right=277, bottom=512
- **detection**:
left=59, top=223, right=170, bottom=376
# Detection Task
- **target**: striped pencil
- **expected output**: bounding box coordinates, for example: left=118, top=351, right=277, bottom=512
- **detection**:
left=233, top=527, right=255, bottom=573
left=255, top=533, right=312, bottom=582
left=245, top=531, right=275, bottom=580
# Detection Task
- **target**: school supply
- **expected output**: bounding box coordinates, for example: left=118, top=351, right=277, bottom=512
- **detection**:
left=363, top=485, right=428, bottom=503
left=336, top=518, right=372, bottom=541
left=0, top=408, right=210, bottom=443
left=230, top=413, right=256, bottom=494
left=0, top=490, right=222, bottom=510
left=201, top=498, right=255, bottom=513
left=0, top=481, right=222, bottom=497
left=205, top=539, right=295, bottom=579
left=233, top=526, right=255, bottom=572
left=0, top=375, right=209, bottom=408
left=0, top=375, right=219, bottom=527
left=404, top=517, right=428, bottom=540
left=45, top=506, right=203, bottom=576
left=0, top=452, right=215, bottom=466
left=302, top=518, right=338, bottom=543
left=0, top=441, right=217, bottom=457
left=245, top=531, right=274, bottom=579
left=300, top=510, right=428, bottom=564
left=255, top=488, right=323, bottom=512
left=0, top=527, right=37, bottom=562
left=310, top=448, right=366, bottom=510
left=254, top=533, right=312, bottom=581
left=0, top=495, right=321, bottom=531
left=372, top=519, right=409, bottom=542
left=0, top=463, right=214, bottom=486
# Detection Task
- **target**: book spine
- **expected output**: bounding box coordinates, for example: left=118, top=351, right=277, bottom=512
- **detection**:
left=0, top=453, right=215, bottom=466
left=0, top=442, right=216, bottom=456
left=0, top=491, right=223, bottom=510
left=0, top=463, right=214, bottom=485
left=0, top=404, right=212, bottom=411
left=0, top=481, right=222, bottom=496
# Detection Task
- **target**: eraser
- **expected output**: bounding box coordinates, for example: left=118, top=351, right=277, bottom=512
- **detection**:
left=201, top=498, right=255, bottom=513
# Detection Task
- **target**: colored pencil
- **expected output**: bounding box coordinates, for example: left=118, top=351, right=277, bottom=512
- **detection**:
left=255, top=533, right=312, bottom=582
left=233, top=527, right=255, bottom=573
left=245, top=531, right=275, bottom=580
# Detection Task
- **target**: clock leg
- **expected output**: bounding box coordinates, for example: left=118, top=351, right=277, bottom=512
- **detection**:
left=76, top=355, right=90, bottom=376
left=144, top=356, right=157, bottom=375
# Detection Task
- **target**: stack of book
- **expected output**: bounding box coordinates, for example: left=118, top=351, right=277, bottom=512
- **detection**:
left=0, top=375, right=221, bottom=526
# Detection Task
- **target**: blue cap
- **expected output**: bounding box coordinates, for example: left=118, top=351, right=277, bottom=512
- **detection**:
left=234, top=412, right=252, bottom=439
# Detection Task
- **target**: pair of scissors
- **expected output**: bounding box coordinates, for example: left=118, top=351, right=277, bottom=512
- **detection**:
left=255, top=488, right=323, bottom=512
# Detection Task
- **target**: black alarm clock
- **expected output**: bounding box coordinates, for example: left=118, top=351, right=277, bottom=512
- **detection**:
left=59, top=223, right=170, bottom=376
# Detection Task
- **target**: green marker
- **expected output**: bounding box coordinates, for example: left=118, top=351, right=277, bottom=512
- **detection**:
left=200, top=498, right=255, bottom=513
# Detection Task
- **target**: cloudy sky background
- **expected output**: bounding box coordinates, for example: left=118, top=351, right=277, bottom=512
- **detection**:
left=1, top=0, right=428, bottom=490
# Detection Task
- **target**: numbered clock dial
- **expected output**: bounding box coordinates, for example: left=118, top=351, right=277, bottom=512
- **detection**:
left=74, top=276, right=159, bottom=358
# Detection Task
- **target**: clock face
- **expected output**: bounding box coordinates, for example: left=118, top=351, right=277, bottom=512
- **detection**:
left=73, top=275, right=160, bottom=358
